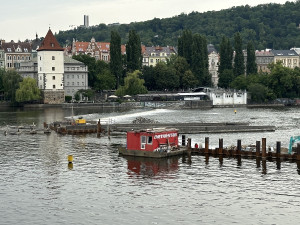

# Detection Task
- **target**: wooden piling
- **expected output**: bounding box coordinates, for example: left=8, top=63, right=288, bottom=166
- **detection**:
left=276, top=141, right=281, bottom=159
left=219, top=138, right=223, bottom=155
left=187, top=138, right=192, bottom=164
left=205, top=137, right=209, bottom=154
left=237, top=139, right=241, bottom=156
left=297, top=143, right=300, bottom=161
left=256, top=141, right=261, bottom=158
left=262, top=159, right=267, bottom=174
left=97, top=119, right=101, bottom=138
left=262, top=138, right=267, bottom=159
left=187, top=138, right=191, bottom=150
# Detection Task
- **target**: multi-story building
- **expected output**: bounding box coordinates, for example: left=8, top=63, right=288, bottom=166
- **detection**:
left=272, top=49, right=299, bottom=69
left=37, top=29, right=65, bottom=104
left=0, top=40, right=4, bottom=68
left=18, top=56, right=88, bottom=99
left=207, top=44, right=219, bottom=87
left=1, top=40, right=32, bottom=69
left=70, top=38, right=126, bottom=63
left=64, top=57, right=88, bottom=98
left=255, top=50, right=274, bottom=73
left=142, top=46, right=177, bottom=67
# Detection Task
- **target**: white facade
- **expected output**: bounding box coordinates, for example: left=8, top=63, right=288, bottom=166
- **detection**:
left=208, top=51, right=219, bottom=87
left=38, top=51, right=64, bottom=90
left=209, top=91, right=247, bottom=106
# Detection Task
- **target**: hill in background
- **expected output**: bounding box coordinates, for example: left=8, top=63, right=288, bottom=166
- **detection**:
left=56, top=1, right=300, bottom=50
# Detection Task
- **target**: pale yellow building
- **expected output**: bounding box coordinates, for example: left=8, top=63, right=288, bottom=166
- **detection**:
left=272, top=50, right=299, bottom=69
left=142, top=46, right=177, bottom=67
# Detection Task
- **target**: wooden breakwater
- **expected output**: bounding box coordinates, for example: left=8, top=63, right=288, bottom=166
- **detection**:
left=104, top=122, right=275, bottom=134
left=185, top=137, right=300, bottom=161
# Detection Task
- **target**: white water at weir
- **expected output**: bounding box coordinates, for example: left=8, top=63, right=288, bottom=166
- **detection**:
left=80, top=108, right=174, bottom=124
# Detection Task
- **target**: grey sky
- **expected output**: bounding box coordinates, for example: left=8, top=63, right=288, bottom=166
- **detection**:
left=0, top=0, right=292, bottom=42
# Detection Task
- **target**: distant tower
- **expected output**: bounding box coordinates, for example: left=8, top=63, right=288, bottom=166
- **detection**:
left=84, top=15, right=89, bottom=28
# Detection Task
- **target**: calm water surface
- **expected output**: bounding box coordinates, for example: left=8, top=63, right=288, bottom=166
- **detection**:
left=0, top=106, right=300, bottom=225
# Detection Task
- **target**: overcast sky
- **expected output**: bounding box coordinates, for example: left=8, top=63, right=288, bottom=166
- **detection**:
left=0, top=0, right=293, bottom=42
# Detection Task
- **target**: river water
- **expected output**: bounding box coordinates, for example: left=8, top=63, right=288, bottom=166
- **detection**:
left=0, top=106, right=300, bottom=225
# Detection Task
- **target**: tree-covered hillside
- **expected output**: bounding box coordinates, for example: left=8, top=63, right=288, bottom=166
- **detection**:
left=56, top=1, right=300, bottom=50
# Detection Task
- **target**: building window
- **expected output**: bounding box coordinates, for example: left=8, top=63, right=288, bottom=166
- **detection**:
left=77, top=82, right=79, bottom=85
left=52, top=56, right=55, bottom=60
left=51, top=43, right=54, bottom=47
left=147, top=136, right=153, bottom=144
left=141, top=136, right=146, bottom=149
left=67, top=75, right=69, bottom=79
left=40, top=67, right=42, bottom=71
left=53, top=85, right=56, bottom=89
left=72, top=82, right=74, bottom=85
left=40, top=76, right=42, bottom=80
left=52, top=76, right=55, bottom=80
left=52, top=67, right=55, bottom=71
left=40, top=56, right=41, bottom=60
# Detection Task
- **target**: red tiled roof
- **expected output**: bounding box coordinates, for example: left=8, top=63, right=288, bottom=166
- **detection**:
left=37, top=29, right=64, bottom=51
left=73, top=40, right=126, bottom=55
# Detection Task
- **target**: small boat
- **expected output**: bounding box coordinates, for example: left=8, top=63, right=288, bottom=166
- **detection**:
left=119, top=128, right=187, bottom=158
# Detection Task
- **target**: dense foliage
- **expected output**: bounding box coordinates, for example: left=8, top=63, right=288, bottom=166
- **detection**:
left=15, top=78, right=41, bottom=103
left=115, top=70, right=147, bottom=96
left=1, top=69, right=23, bottom=102
left=110, top=30, right=122, bottom=88
left=230, top=62, right=300, bottom=102
left=56, top=1, right=300, bottom=50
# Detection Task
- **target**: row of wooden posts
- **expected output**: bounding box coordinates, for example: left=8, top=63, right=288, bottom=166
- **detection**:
left=182, top=135, right=300, bottom=161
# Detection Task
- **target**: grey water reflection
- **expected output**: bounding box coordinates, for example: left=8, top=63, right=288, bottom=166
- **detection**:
left=1, top=106, right=300, bottom=225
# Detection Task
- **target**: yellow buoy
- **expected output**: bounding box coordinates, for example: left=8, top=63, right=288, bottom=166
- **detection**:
left=68, top=155, right=73, bottom=163
left=234, top=109, right=237, bottom=114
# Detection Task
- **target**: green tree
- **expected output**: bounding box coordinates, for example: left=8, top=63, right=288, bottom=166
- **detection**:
left=110, top=30, right=123, bottom=88
left=0, top=68, right=4, bottom=92
left=233, top=32, right=245, bottom=77
left=191, top=34, right=210, bottom=86
left=172, top=56, right=189, bottom=89
left=126, top=30, right=142, bottom=72
left=94, top=70, right=116, bottom=91
left=230, top=74, right=248, bottom=90
left=246, top=41, right=257, bottom=75
left=94, top=60, right=116, bottom=91
left=154, top=62, right=179, bottom=90
left=218, top=69, right=234, bottom=89
left=2, top=70, right=23, bottom=102
left=218, top=36, right=233, bottom=75
left=182, top=70, right=199, bottom=89
left=178, top=30, right=193, bottom=65
left=15, top=77, right=41, bottom=103
left=115, top=70, right=147, bottom=96
left=248, top=83, right=275, bottom=103
left=141, top=65, right=156, bottom=90
left=268, top=62, right=296, bottom=98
